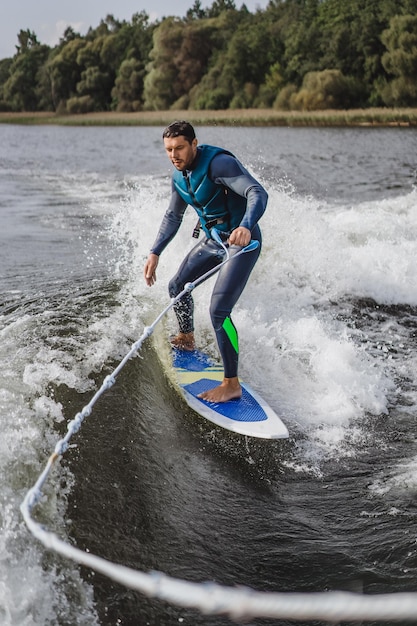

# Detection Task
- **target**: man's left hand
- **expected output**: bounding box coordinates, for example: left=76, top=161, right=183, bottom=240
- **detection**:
left=228, top=226, right=251, bottom=247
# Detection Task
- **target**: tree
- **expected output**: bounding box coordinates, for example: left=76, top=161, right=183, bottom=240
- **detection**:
left=315, top=0, right=400, bottom=104
left=186, top=9, right=253, bottom=109
left=112, top=58, right=145, bottom=110
left=143, top=18, right=184, bottom=110
left=290, top=69, right=364, bottom=110
left=2, top=30, right=50, bottom=110
left=221, top=13, right=280, bottom=107
left=186, top=0, right=208, bottom=20
left=59, top=26, right=80, bottom=46
left=257, top=62, right=285, bottom=107
left=109, top=12, right=153, bottom=110
left=15, top=29, right=40, bottom=53
left=41, top=38, right=86, bottom=110
left=0, top=58, right=12, bottom=110
left=76, top=65, right=111, bottom=109
left=206, top=0, right=237, bottom=17
left=379, top=14, right=417, bottom=105
left=275, top=0, right=321, bottom=83
left=74, top=37, right=115, bottom=109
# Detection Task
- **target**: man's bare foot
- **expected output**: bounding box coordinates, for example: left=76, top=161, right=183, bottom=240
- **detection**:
left=170, top=332, right=196, bottom=351
left=198, top=377, right=242, bottom=403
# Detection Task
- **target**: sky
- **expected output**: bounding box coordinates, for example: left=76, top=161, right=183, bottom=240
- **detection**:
left=0, top=0, right=268, bottom=59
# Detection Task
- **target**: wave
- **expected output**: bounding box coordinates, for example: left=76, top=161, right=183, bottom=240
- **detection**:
left=108, top=178, right=417, bottom=442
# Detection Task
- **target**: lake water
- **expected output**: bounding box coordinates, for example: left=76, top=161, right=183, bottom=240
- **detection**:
left=0, top=123, right=416, bottom=625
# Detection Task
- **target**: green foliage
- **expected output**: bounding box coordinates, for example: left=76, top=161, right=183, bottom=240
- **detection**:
left=206, top=0, right=238, bottom=18
left=2, top=31, right=50, bottom=110
left=66, top=95, right=96, bottom=113
left=280, top=0, right=322, bottom=83
left=42, top=38, right=87, bottom=110
left=257, top=62, right=285, bottom=108
left=143, top=18, right=184, bottom=110
left=274, top=84, right=298, bottom=110
left=288, top=69, right=364, bottom=110
left=379, top=14, right=417, bottom=105
left=315, top=0, right=398, bottom=105
left=215, top=13, right=279, bottom=106
left=187, top=8, right=261, bottom=109
left=143, top=13, right=234, bottom=110
left=112, top=58, right=146, bottom=111
left=0, top=58, right=12, bottom=110
left=0, top=0, right=416, bottom=112
left=186, top=0, right=207, bottom=20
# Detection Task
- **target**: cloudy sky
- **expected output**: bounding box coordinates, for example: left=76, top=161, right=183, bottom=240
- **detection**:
left=0, top=0, right=267, bottom=59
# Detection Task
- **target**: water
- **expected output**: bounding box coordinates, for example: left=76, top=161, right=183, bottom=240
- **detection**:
left=0, top=123, right=416, bottom=625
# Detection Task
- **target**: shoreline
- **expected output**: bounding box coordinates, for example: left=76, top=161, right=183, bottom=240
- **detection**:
left=0, top=107, right=416, bottom=127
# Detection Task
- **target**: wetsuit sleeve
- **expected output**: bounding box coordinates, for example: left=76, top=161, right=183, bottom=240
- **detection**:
left=150, top=182, right=188, bottom=256
left=209, top=152, right=268, bottom=231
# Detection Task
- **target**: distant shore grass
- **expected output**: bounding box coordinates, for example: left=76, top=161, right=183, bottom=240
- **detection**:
left=0, top=107, right=416, bottom=127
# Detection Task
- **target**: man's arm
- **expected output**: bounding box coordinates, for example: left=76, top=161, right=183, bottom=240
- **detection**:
left=149, top=186, right=188, bottom=256
left=144, top=185, right=187, bottom=286
left=209, top=152, right=268, bottom=234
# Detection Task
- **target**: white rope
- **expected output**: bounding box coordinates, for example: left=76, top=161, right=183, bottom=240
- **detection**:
left=20, top=236, right=417, bottom=622
left=18, top=499, right=417, bottom=622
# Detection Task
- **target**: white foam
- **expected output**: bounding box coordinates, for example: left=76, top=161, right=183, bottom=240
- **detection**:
left=0, top=313, right=99, bottom=625
left=369, top=454, right=417, bottom=497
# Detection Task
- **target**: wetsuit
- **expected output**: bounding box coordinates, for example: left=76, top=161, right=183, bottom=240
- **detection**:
left=150, top=145, right=267, bottom=378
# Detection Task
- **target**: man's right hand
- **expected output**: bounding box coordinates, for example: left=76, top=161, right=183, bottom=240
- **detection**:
left=144, top=253, right=159, bottom=286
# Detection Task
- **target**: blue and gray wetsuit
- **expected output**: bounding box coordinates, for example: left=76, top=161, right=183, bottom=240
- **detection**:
left=150, top=145, right=268, bottom=378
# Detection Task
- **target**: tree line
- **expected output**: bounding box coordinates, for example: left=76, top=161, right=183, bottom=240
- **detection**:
left=1, top=0, right=416, bottom=113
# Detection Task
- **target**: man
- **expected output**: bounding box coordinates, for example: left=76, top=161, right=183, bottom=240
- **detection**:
left=144, top=121, right=267, bottom=403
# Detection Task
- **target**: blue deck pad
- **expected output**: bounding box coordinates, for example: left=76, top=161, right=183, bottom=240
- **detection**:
left=172, top=349, right=215, bottom=371
left=183, top=379, right=267, bottom=423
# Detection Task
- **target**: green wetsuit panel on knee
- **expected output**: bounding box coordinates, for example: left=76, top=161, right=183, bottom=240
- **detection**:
left=222, top=316, right=239, bottom=354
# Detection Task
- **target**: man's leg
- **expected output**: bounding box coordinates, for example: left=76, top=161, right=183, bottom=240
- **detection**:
left=168, top=237, right=225, bottom=348
left=198, top=226, right=261, bottom=402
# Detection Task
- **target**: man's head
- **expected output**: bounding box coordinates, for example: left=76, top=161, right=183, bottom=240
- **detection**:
left=162, top=120, right=198, bottom=171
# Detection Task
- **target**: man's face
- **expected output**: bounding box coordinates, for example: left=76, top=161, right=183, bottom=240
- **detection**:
left=164, top=135, right=197, bottom=171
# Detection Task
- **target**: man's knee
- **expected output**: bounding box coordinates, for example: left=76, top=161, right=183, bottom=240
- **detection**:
left=210, top=297, right=230, bottom=330
left=168, top=275, right=182, bottom=298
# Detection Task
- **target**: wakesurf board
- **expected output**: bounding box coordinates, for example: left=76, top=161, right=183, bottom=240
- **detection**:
left=171, top=348, right=289, bottom=439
